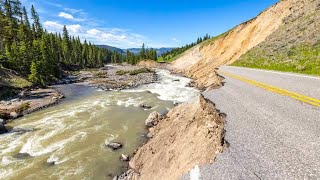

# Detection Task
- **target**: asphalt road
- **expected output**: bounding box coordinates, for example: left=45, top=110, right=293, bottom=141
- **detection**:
left=183, top=66, right=320, bottom=180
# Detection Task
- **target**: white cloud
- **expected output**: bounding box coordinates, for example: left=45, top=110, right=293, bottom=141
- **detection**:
left=44, top=21, right=81, bottom=34
left=43, top=21, right=145, bottom=48
left=172, top=38, right=181, bottom=43
left=68, top=24, right=82, bottom=33
left=58, top=12, right=85, bottom=22
left=58, top=12, right=74, bottom=20
left=64, top=8, right=86, bottom=15
left=86, top=29, right=101, bottom=36
left=44, top=21, right=64, bottom=30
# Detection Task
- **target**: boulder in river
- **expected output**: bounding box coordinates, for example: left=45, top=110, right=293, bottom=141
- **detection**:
left=140, top=104, right=152, bottom=110
left=13, top=153, right=32, bottom=159
left=11, top=127, right=34, bottom=134
left=47, top=156, right=60, bottom=165
left=120, top=154, right=130, bottom=161
left=106, top=142, right=123, bottom=150
left=145, top=111, right=162, bottom=128
left=0, top=119, right=8, bottom=134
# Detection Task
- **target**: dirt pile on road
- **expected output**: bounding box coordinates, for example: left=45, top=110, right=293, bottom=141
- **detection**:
left=117, top=95, right=226, bottom=180
left=171, top=0, right=299, bottom=88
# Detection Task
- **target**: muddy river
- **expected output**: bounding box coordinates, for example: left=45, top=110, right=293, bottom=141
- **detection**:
left=0, top=69, right=198, bottom=180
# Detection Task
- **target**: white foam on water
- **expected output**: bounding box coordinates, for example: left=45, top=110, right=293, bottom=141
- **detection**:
left=20, top=131, right=87, bottom=157
left=0, top=168, right=13, bottom=179
left=116, top=97, right=143, bottom=107
left=124, top=69, right=199, bottom=103
left=1, top=156, right=15, bottom=166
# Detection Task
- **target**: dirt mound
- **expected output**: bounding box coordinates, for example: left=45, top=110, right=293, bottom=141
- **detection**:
left=171, top=0, right=297, bottom=88
left=118, top=95, right=226, bottom=180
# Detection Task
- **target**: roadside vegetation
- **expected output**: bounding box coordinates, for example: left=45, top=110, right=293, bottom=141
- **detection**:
left=232, top=2, right=320, bottom=76
left=233, top=43, right=320, bottom=76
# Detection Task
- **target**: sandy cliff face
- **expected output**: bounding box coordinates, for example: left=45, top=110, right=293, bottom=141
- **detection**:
left=171, top=0, right=299, bottom=88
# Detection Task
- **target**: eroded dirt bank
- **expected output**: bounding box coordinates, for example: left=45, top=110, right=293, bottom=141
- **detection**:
left=117, top=95, right=226, bottom=180
left=170, top=0, right=299, bottom=89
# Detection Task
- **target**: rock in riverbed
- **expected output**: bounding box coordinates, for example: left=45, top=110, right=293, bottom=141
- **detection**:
left=47, top=156, right=60, bottom=165
left=0, top=119, right=8, bottom=134
left=140, top=104, right=152, bottom=110
left=13, top=153, right=32, bottom=159
left=120, top=154, right=130, bottom=161
left=106, top=142, right=123, bottom=150
left=145, top=111, right=162, bottom=127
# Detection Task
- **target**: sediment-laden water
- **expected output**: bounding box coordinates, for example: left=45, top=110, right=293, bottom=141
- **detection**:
left=0, top=69, right=198, bottom=180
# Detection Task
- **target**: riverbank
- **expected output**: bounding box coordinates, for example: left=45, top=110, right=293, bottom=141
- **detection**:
left=112, top=61, right=227, bottom=180
left=116, top=95, right=226, bottom=180
left=0, top=88, right=64, bottom=120
left=78, top=65, right=157, bottom=91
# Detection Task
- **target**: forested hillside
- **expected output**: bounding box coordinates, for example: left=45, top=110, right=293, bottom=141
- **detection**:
left=0, top=0, right=123, bottom=86
left=158, top=34, right=211, bottom=62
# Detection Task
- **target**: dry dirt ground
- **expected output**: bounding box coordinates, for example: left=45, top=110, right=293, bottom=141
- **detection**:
left=117, top=95, right=226, bottom=180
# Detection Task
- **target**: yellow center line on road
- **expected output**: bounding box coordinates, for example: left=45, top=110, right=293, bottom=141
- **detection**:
left=219, top=71, right=320, bottom=107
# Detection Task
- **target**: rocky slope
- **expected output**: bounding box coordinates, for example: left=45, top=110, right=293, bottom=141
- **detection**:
left=171, top=0, right=314, bottom=89
left=117, top=95, right=226, bottom=180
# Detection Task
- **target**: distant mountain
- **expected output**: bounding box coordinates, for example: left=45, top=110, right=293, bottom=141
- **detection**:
left=96, top=45, right=125, bottom=54
left=127, top=47, right=175, bottom=56
left=96, top=45, right=175, bottom=56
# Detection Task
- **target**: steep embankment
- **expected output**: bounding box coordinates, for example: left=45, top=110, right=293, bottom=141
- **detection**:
left=171, top=0, right=301, bottom=89
left=234, top=0, right=320, bottom=75
left=0, top=67, right=32, bottom=100
left=118, top=95, right=226, bottom=180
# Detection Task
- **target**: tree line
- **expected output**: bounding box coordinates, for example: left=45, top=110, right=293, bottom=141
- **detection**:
left=125, top=43, right=157, bottom=65
left=159, top=34, right=211, bottom=62
left=0, top=0, right=123, bottom=86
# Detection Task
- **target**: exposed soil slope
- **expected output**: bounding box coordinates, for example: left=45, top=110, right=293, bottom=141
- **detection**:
left=171, top=0, right=299, bottom=88
left=234, top=0, right=320, bottom=75
left=118, top=95, right=226, bottom=180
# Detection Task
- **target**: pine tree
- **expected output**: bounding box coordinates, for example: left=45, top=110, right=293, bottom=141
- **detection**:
left=140, top=43, right=146, bottom=60
left=31, top=4, right=42, bottom=38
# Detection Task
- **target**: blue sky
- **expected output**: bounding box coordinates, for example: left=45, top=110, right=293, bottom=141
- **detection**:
left=21, top=0, right=278, bottom=48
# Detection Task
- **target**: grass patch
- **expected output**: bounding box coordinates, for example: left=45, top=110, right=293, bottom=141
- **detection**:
left=116, top=68, right=154, bottom=76
left=116, top=70, right=128, bottom=75
left=8, top=78, right=32, bottom=88
left=94, top=71, right=108, bottom=78
left=17, top=102, right=30, bottom=113
left=232, top=43, right=320, bottom=76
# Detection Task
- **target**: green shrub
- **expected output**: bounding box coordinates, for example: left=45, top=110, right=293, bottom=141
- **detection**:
left=18, top=102, right=30, bottom=113
left=94, top=71, right=108, bottom=78
left=129, top=68, right=153, bottom=75
left=116, top=68, right=154, bottom=76
left=116, top=70, right=129, bottom=75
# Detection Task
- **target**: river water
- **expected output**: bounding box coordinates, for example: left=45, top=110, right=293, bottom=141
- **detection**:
left=0, top=69, right=198, bottom=180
